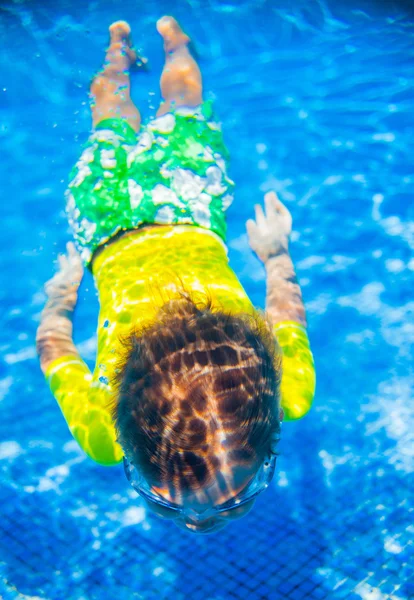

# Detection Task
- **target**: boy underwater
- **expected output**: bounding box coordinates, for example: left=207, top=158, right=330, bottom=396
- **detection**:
left=36, top=17, right=315, bottom=534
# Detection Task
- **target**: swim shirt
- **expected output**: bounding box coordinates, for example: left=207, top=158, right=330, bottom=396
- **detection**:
left=45, top=226, right=315, bottom=466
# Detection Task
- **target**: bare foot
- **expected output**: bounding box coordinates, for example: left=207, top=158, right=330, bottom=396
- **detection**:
left=156, top=16, right=190, bottom=53
left=90, top=20, right=142, bottom=131
left=108, top=20, right=137, bottom=66
left=156, top=16, right=202, bottom=115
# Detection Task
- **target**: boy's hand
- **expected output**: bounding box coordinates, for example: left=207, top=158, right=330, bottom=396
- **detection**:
left=44, top=242, right=84, bottom=310
left=246, top=191, right=292, bottom=264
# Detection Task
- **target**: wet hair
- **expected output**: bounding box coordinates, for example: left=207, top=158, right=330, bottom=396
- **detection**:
left=109, top=290, right=282, bottom=498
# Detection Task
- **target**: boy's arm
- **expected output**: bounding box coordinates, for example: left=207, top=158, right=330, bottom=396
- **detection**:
left=36, top=243, right=122, bottom=466
left=36, top=242, right=83, bottom=372
left=264, top=251, right=307, bottom=328
left=247, top=192, right=315, bottom=420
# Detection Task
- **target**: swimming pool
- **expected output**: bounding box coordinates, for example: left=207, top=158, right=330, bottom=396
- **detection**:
left=0, top=0, right=413, bottom=598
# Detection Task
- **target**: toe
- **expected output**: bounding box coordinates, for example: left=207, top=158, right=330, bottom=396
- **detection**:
left=156, top=16, right=189, bottom=47
left=109, top=20, right=132, bottom=43
left=156, top=16, right=177, bottom=35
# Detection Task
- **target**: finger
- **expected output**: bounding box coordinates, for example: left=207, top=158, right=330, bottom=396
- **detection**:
left=246, top=219, right=258, bottom=239
left=264, top=191, right=284, bottom=215
left=272, top=196, right=293, bottom=227
left=264, top=192, right=279, bottom=220
left=265, top=192, right=290, bottom=215
left=67, top=241, right=79, bottom=259
left=265, top=191, right=289, bottom=223
left=254, top=204, right=267, bottom=228
left=58, top=254, right=67, bottom=270
left=264, top=190, right=279, bottom=207
left=274, top=197, right=290, bottom=217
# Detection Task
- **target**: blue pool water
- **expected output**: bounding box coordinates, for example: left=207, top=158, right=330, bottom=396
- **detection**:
left=0, top=1, right=413, bottom=599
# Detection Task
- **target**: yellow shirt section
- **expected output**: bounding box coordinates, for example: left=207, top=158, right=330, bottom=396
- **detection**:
left=46, top=355, right=120, bottom=465
left=45, top=225, right=315, bottom=466
left=273, top=321, right=316, bottom=421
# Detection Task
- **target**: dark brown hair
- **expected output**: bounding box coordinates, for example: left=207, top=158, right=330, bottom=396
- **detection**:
left=109, top=291, right=282, bottom=497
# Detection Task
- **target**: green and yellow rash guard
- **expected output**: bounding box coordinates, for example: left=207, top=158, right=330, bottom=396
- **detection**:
left=45, top=225, right=316, bottom=466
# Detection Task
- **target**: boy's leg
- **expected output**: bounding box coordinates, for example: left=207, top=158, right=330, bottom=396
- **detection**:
left=90, top=21, right=141, bottom=132
left=156, top=16, right=202, bottom=116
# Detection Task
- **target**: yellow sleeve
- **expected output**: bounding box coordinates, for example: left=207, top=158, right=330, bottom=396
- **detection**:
left=274, top=321, right=316, bottom=421
left=45, top=355, right=123, bottom=466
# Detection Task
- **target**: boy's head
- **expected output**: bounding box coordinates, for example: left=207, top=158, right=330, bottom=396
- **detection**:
left=111, top=293, right=282, bottom=533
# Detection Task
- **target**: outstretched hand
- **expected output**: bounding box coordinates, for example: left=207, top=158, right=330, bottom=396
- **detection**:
left=44, top=242, right=84, bottom=309
left=246, top=191, right=292, bottom=264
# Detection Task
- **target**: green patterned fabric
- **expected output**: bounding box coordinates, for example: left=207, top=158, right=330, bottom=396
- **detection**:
left=65, top=102, right=234, bottom=266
